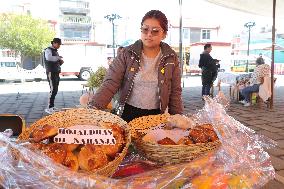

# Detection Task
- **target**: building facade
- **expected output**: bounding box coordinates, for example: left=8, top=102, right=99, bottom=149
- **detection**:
left=165, top=18, right=221, bottom=47
left=58, top=0, right=93, bottom=43
left=1, top=0, right=97, bottom=70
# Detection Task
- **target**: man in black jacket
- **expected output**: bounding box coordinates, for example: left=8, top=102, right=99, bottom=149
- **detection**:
left=198, top=44, right=219, bottom=97
left=44, top=38, right=64, bottom=114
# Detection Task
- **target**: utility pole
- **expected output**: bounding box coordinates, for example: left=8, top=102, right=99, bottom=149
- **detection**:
left=270, top=0, right=276, bottom=108
left=104, top=14, right=122, bottom=58
left=244, top=21, right=255, bottom=72
left=179, top=0, right=184, bottom=87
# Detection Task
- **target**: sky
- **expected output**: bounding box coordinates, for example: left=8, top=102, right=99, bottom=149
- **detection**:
left=1, top=0, right=283, bottom=40
left=89, top=0, right=277, bottom=30
left=92, top=0, right=283, bottom=41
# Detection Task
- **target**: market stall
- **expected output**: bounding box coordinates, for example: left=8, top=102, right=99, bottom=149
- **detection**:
left=205, top=0, right=283, bottom=108
left=217, top=72, right=251, bottom=100
left=0, top=94, right=276, bottom=188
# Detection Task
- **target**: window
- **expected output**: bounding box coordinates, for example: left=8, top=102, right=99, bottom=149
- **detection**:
left=0, top=62, right=16, bottom=67
left=64, top=29, right=73, bottom=38
left=81, top=31, right=89, bottom=38
left=201, top=29, right=211, bottom=40
left=183, top=28, right=189, bottom=39
left=74, top=31, right=81, bottom=38
left=62, top=29, right=90, bottom=39
left=32, top=56, right=40, bottom=67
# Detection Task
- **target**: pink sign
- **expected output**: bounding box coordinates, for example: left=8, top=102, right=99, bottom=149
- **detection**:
left=54, top=125, right=116, bottom=145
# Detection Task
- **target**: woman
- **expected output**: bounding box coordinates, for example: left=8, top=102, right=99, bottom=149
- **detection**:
left=240, top=57, right=271, bottom=107
left=90, top=10, right=183, bottom=122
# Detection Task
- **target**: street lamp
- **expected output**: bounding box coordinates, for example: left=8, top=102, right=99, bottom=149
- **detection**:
left=244, top=21, right=255, bottom=72
left=104, top=14, right=122, bottom=58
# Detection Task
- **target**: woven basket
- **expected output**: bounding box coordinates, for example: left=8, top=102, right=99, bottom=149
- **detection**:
left=18, top=108, right=131, bottom=177
left=129, top=114, right=221, bottom=165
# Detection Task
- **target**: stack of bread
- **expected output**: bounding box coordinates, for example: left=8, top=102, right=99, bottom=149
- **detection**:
left=142, top=114, right=219, bottom=145
left=156, top=124, right=219, bottom=145
left=130, top=114, right=221, bottom=164
left=26, top=123, right=125, bottom=172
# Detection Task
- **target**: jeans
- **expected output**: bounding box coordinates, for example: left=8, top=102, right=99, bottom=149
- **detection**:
left=202, top=84, right=211, bottom=96
left=240, top=84, right=260, bottom=102
left=46, top=72, right=60, bottom=108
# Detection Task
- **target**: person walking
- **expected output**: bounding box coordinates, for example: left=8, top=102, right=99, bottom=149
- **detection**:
left=90, top=10, right=183, bottom=122
left=44, top=38, right=64, bottom=114
left=198, top=44, right=219, bottom=97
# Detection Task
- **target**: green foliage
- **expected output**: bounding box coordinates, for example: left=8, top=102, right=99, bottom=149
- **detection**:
left=0, top=14, right=55, bottom=57
left=87, top=67, right=107, bottom=89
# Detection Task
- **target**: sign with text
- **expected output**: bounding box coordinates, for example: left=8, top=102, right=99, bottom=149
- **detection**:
left=54, top=125, right=116, bottom=145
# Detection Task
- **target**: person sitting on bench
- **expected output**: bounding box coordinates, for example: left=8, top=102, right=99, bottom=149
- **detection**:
left=239, top=57, right=270, bottom=107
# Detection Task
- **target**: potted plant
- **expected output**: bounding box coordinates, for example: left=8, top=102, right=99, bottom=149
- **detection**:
left=80, top=66, right=115, bottom=110
left=87, top=66, right=107, bottom=91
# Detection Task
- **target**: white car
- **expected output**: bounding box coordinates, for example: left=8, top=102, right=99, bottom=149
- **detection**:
left=0, top=59, right=46, bottom=82
left=0, top=61, right=23, bottom=82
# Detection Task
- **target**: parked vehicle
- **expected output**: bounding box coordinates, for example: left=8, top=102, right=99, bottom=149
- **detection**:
left=57, top=43, right=108, bottom=80
left=229, top=55, right=271, bottom=72
left=230, top=55, right=256, bottom=72
left=0, top=58, right=45, bottom=82
left=0, top=57, right=22, bottom=82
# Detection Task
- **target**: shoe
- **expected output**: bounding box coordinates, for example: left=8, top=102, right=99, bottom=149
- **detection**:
left=243, top=102, right=251, bottom=107
left=239, top=100, right=246, bottom=104
left=52, top=107, right=60, bottom=111
left=45, top=108, right=55, bottom=114
left=44, top=107, right=59, bottom=114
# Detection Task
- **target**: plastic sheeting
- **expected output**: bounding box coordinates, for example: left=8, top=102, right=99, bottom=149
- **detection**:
left=0, top=93, right=276, bottom=189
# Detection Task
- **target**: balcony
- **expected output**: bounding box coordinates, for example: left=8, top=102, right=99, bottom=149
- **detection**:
left=60, top=15, right=92, bottom=27
left=59, top=0, right=90, bottom=14
left=62, top=38, right=90, bottom=44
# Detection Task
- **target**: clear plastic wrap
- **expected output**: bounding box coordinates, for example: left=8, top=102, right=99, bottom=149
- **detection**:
left=0, top=93, right=276, bottom=189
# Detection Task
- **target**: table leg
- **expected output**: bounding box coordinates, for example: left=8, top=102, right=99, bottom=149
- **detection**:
left=217, top=81, right=221, bottom=92
left=237, top=88, right=240, bottom=101
left=210, top=84, right=214, bottom=97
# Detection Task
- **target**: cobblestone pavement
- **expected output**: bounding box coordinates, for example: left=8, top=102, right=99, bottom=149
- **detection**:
left=0, top=81, right=284, bottom=188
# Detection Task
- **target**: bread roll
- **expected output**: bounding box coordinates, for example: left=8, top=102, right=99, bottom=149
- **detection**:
left=42, top=143, right=67, bottom=164
left=63, top=144, right=79, bottom=152
left=189, top=129, right=209, bottom=143
left=29, top=124, right=58, bottom=143
left=78, top=145, right=108, bottom=171
left=100, top=123, right=125, bottom=158
left=157, top=137, right=176, bottom=145
left=177, top=137, right=194, bottom=145
left=62, top=151, right=79, bottom=171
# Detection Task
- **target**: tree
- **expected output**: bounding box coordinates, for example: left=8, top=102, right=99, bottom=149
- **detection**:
left=0, top=13, right=55, bottom=59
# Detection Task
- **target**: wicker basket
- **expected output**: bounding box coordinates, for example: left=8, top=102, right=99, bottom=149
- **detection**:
left=128, top=114, right=221, bottom=165
left=18, top=108, right=131, bottom=177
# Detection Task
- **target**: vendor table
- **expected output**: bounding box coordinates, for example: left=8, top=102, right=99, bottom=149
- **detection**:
left=217, top=72, right=251, bottom=100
